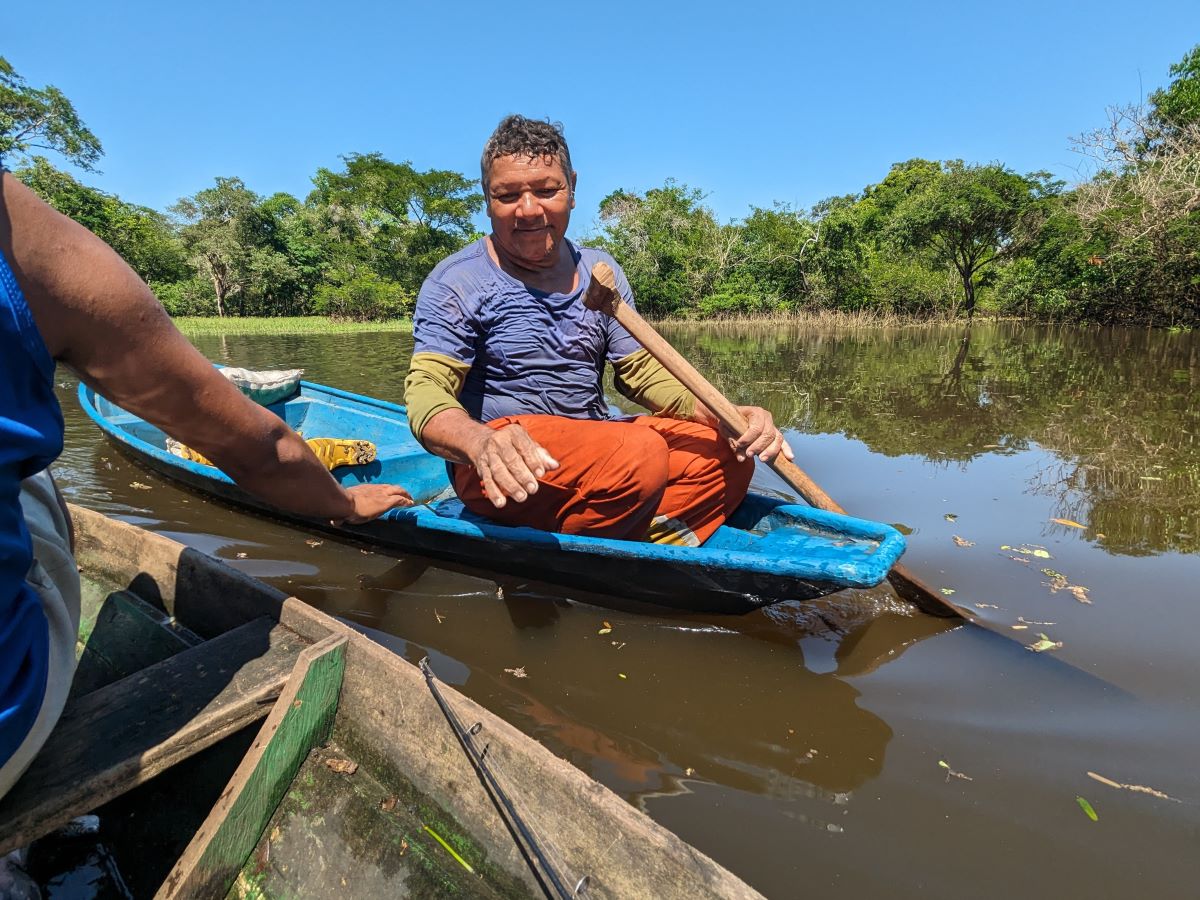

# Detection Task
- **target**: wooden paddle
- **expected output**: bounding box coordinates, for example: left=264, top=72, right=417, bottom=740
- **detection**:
left=583, top=262, right=965, bottom=619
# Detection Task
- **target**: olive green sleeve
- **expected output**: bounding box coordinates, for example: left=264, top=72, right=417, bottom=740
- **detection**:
left=404, top=352, right=472, bottom=443
left=612, top=348, right=696, bottom=419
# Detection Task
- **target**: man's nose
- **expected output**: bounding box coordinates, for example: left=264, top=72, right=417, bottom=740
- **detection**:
left=515, top=192, right=541, bottom=217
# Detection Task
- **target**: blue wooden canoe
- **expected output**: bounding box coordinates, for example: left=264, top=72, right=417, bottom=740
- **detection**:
left=78, top=378, right=906, bottom=613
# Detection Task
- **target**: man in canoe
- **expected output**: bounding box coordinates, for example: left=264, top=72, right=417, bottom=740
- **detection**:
left=405, top=115, right=793, bottom=544
left=0, top=172, right=414, bottom=820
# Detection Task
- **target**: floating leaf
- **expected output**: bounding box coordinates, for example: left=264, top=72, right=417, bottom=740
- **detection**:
left=1041, top=568, right=1064, bottom=580
left=944, top=513, right=958, bottom=522
left=974, top=603, right=1001, bottom=610
left=684, top=767, right=696, bottom=777
left=434, top=609, right=445, bottom=624
left=940, top=588, right=956, bottom=596
left=1032, top=549, right=1052, bottom=559
left=1028, top=634, right=1063, bottom=653
left=1076, top=796, right=1099, bottom=821
left=1068, top=585, right=1092, bottom=605
left=325, top=758, right=358, bottom=775
left=1012, top=624, right=1029, bottom=630
left=503, top=666, right=527, bottom=678
left=618, top=673, right=628, bottom=679
left=129, top=481, right=152, bottom=491
left=1052, top=518, right=1086, bottom=529
left=598, top=627, right=612, bottom=635
left=952, top=535, right=975, bottom=547
left=305, top=539, right=323, bottom=548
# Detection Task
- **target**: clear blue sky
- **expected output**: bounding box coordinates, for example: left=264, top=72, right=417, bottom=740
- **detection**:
left=6, top=0, right=1199, bottom=230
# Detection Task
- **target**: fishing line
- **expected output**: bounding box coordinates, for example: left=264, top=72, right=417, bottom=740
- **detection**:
left=421, top=658, right=585, bottom=898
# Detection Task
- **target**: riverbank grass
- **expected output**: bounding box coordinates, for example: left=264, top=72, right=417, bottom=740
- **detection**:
left=173, top=316, right=412, bottom=336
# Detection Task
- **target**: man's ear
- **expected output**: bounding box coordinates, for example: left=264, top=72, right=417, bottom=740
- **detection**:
left=570, top=171, right=578, bottom=209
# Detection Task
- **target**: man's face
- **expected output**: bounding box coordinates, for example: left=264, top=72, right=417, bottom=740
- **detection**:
left=486, top=153, right=576, bottom=269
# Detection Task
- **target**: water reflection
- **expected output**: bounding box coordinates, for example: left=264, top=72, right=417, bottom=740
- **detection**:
left=47, top=321, right=1200, bottom=899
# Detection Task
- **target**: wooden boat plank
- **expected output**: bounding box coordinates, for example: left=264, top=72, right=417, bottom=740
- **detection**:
left=157, top=634, right=347, bottom=900
left=0, top=616, right=307, bottom=855
left=63, top=506, right=766, bottom=898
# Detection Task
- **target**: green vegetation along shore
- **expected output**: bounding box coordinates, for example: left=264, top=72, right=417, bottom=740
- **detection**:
left=3, top=48, right=1198, bottom=325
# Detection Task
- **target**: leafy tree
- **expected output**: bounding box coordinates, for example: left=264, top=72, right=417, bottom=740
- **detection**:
left=0, top=56, right=102, bottom=171
left=171, top=177, right=302, bottom=317
left=884, top=160, right=1058, bottom=317
left=308, top=153, right=481, bottom=295
left=1149, top=43, right=1200, bottom=133
left=597, top=181, right=740, bottom=317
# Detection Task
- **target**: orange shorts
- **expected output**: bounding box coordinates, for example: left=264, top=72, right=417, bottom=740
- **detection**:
left=452, top=415, right=754, bottom=545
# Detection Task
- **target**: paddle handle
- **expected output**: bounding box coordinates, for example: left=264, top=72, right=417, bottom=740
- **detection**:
left=584, top=263, right=963, bottom=618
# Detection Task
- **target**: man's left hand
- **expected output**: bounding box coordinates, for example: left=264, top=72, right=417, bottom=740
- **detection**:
left=729, top=405, right=793, bottom=464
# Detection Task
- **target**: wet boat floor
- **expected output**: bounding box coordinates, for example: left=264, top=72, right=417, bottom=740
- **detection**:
left=234, top=745, right=521, bottom=899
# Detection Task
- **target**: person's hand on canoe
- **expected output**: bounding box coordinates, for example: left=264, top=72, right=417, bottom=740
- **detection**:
left=728, top=405, right=794, bottom=464
left=468, top=424, right=560, bottom=508
left=335, top=483, right=416, bottom=525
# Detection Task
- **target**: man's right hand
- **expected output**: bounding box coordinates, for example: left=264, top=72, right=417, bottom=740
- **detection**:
left=336, top=483, right=416, bottom=525
left=468, top=424, right=559, bottom=508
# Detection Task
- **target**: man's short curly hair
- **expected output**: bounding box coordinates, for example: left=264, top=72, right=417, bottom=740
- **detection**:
left=480, top=115, right=573, bottom=196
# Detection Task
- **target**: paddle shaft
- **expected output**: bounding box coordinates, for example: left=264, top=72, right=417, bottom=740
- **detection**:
left=584, top=263, right=965, bottom=619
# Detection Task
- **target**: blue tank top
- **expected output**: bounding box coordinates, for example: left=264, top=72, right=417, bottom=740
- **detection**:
left=0, top=243, right=61, bottom=768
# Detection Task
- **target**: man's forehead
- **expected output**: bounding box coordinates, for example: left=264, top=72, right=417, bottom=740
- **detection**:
left=489, top=154, right=569, bottom=186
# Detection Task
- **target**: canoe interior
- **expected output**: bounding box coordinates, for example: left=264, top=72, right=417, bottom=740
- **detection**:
left=79, top=379, right=907, bottom=612
left=2, top=508, right=762, bottom=899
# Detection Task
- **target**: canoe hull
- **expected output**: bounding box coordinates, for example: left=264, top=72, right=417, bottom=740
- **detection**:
left=79, top=379, right=906, bottom=613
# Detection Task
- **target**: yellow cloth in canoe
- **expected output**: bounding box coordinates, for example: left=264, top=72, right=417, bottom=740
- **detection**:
left=166, top=437, right=377, bottom=471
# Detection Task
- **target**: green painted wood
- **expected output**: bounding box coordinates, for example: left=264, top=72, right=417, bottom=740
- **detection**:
left=0, top=617, right=304, bottom=856
left=156, top=635, right=346, bottom=900
left=72, top=586, right=198, bottom=698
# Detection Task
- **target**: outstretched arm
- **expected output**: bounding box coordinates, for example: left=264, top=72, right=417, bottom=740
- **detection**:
left=0, top=173, right=411, bottom=524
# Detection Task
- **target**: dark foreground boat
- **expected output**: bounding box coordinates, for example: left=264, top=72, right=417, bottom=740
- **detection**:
left=79, top=378, right=905, bottom=613
left=0, top=507, right=763, bottom=898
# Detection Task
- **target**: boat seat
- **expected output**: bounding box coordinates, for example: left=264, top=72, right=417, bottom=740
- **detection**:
left=0, top=616, right=309, bottom=855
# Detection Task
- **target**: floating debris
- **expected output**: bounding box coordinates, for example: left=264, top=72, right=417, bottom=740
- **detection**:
left=938, top=760, right=973, bottom=782
left=503, top=666, right=527, bottom=679
left=684, top=767, right=696, bottom=777
left=940, top=588, right=956, bottom=596
left=129, top=482, right=152, bottom=491
left=952, top=535, right=975, bottom=548
left=1051, top=518, right=1086, bottom=529
left=618, top=673, right=628, bottom=680
left=598, top=620, right=613, bottom=635
left=1027, top=633, right=1063, bottom=653
left=305, top=539, right=323, bottom=548
left=944, top=513, right=959, bottom=523
left=974, top=603, right=1001, bottom=610
left=1086, top=771, right=1181, bottom=802
left=235, top=552, right=247, bottom=559
left=1076, top=796, right=1099, bottom=821
left=1017, top=617, right=1057, bottom=626
left=434, top=609, right=445, bottom=624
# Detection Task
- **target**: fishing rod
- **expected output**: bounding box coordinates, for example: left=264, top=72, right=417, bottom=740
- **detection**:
left=420, top=657, right=586, bottom=899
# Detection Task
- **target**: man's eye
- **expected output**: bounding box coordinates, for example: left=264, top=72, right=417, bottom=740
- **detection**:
left=494, top=194, right=519, bottom=203
left=536, top=189, right=561, bottom=198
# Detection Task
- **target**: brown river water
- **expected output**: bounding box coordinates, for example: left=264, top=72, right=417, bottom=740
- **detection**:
left=52, top=322, right=1199, bottom=899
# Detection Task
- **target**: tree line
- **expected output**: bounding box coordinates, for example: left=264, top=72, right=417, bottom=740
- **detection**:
left=2, top=48, right=1197, bottom=324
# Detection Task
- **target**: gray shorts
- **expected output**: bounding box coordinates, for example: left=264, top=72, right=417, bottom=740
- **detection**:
left=0, top=470, right=81, bottom=800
